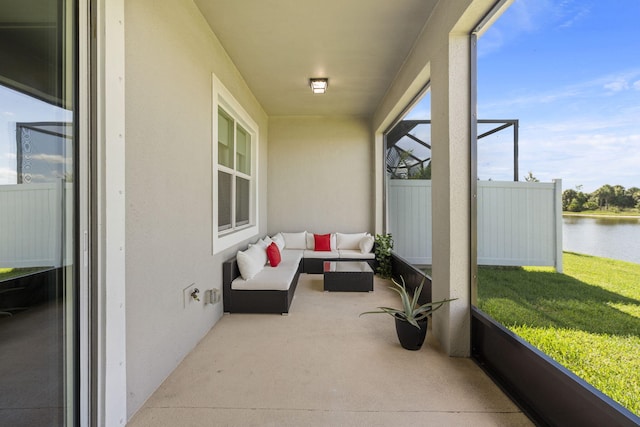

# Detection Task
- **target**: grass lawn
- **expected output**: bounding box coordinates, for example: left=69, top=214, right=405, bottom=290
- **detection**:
left=563, top=208, right=640, bottom=217
left=477, top=252, right=640, bottom=416
left=0, top=267, right=50, bottom=282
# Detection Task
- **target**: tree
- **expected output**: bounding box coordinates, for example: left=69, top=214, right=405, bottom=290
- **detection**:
left=562, top=188, right=588, bottom=211
left=592, top=184, right=614, bottom=210
left=409, top=161, right=431, bottom=180
left=568, top=198, right=583, bottom=212
left=524, top=171, right=539, bottom=182
left=562, top=189, right=577, bottom=211
left=626, top=187, right=640, bottom=209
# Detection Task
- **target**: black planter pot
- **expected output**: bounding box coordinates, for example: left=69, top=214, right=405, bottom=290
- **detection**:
left=394, top=316, right=428, bottom=350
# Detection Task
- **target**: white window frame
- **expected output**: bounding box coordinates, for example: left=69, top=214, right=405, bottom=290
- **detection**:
left=212, top=75, right=259, bottom=253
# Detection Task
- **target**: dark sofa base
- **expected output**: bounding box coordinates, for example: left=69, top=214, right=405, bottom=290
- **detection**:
left=223, top=257, right=302, bottom=315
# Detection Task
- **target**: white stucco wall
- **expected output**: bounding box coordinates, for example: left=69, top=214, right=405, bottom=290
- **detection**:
left=372, top=0, right=497, bottom=357
left=268, top=116, right=373, bottom=234
left=124, top=0, right=268, bottom=418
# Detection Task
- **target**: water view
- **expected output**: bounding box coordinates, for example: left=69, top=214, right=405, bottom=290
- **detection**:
left=562, top=216, right=640, bottom=265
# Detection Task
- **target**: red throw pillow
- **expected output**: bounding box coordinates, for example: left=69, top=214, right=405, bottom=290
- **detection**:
left=266, top=242, right=281, bottom=267
left=314, top=233, right=332, bottom=251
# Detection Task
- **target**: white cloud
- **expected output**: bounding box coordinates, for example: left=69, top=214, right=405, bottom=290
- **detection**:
left=603, top=79, right=629, bottom=92
left=30, top=153, right=69, bottom=165
left=479, top=0, right=593, bottom=57
left=0, top=167, right=17, bottom=185
left=480, top=69, right=640, bottom=116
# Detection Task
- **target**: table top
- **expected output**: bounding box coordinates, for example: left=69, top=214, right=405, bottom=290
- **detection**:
left=323, top=261, right=373, bottom=274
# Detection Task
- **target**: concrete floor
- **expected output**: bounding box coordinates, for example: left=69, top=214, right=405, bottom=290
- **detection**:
left=128, top=274, right=534, bottom=426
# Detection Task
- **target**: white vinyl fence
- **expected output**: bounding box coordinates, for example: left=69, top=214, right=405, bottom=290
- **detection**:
left=0, top=182, right=72, bottom=268
left=388, top=179, right=563, bottom=272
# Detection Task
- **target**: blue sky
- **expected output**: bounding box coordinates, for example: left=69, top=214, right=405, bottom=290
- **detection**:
left=0, top=86, right=71, bottom=184
left=477, top=0, right=640, bottom=192
left=407, top=0, right=640, bottom=193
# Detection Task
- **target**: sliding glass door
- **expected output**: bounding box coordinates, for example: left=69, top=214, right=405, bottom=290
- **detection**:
left=0, top=0, right=80, bottom=425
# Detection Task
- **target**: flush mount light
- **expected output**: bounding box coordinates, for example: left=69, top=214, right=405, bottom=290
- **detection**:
left=309, top=78, right=329, bottom=94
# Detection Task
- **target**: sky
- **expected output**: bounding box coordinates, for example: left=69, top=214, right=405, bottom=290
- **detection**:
left=0, top=86, right=72, bottom=185
left=407, top=0, right=640, bottom=193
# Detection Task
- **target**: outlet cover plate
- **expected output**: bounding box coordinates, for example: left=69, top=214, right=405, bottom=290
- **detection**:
left=183, top=283, right=199, bottom=309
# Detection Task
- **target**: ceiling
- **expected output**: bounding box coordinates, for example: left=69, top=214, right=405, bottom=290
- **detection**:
left=194, top=0, right=437, bottom=117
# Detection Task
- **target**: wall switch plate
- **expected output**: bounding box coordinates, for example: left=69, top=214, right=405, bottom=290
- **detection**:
left=183, top=283, right=199, bottom=308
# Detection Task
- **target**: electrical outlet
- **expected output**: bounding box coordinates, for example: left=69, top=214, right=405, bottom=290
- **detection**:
left=183, top=283, right=200, bottom=308
left=204, top=288, right=221, bottom=305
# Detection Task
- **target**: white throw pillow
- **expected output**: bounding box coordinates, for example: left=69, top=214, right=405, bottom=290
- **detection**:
left=281, top=231, right=307, bottom=249
left=359, top=235, right=375, bottom=253
left=271, top=233, right=285, bottom=251
left=254, top=236, right=271, bottom=250
left=306, top=232, right=315, bottom=250
left=237, top=245, right=266, bottom=280
left=336, top=232, right=368, bottom=250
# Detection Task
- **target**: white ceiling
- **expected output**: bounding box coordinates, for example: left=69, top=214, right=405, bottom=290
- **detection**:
left=194, top=0, right=437, bottom=117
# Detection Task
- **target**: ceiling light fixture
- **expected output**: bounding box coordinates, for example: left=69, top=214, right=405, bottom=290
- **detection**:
left=309, top=78, right=329, bottom=94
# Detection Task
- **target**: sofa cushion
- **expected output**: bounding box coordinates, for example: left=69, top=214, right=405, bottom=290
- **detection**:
left=266, top=242, right=281, bottom=267
left=271, top=233, right=285, bottom=251
left=336, top=232, right=368, bottom=250
left=232, top=250, right=301, bottom=290
left=314, top=233, right=332, bottom=251
left=282, top=231, right=307, bottom=249
left=359, top=235, right=375, bottom=253
left=280, top=248, right=304, bottom=264
left=303, top=250, right=340, bottom=259
left=237, top=245, right=267, bottom=280
left=254, top=236, right=272, bottom=250
left=231, top=264, right=297, bottom=291
left=338, top=249, right=375, bottom=260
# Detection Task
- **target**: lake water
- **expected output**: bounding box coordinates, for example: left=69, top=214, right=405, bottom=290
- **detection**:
left=562, top=216, right=640, bottom=265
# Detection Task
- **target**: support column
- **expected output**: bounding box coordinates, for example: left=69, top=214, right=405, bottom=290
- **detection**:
left=430, top=34, right=472, bottom=357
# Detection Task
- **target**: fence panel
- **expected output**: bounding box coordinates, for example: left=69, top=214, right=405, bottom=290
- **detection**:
left=0, top=183, right=64, bottom=268
left=388, top=180, right=562, bottom=271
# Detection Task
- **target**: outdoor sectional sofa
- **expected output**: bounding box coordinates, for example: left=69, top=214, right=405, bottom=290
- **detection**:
left=222, top=231, right=376, bottom=314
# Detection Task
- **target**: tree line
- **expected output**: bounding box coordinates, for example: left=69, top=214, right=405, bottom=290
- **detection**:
left=563, top=184, right=640, bottom=212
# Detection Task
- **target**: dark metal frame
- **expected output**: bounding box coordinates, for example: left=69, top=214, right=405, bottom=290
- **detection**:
left=386, top=119, right=519, bottom=181
left=472, top=307, right=640, bottom=426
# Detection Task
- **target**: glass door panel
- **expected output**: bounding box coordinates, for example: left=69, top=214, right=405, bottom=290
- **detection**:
left=0, top=0, right=78, bottom=425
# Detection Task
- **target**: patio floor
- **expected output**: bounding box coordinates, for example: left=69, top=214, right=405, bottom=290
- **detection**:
left=128, top=274, right=534, bottom=426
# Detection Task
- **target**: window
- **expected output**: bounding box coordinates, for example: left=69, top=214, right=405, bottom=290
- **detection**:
left=212, top=76, right=259, bottom=252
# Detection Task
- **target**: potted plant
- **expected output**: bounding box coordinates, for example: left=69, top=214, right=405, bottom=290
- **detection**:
left=360, top=276, right=456, bottom=350
left=374, top=233, right=393, bottom=278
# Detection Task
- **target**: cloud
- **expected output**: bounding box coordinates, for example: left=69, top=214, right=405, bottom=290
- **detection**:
left=603, top=79, right=629, bottom=92
left=556, top=2, right=592, bottom=29
left=0, top=167, right=17, bottom=185
left=479, top=0, right=593, bottom=56
left=479, top=69, right=640, bottom=115
left=30, top=153, right=70, bottom=165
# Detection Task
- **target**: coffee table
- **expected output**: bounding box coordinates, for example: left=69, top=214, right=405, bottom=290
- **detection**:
left=323, top=261, right=374, bottom=292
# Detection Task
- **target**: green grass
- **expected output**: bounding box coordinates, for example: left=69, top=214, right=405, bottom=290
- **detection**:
left=563, top=208, right=640, bottom=217
left=0, top=267, right=50, bottom=282
left=477, top=252, right=640, bottom=416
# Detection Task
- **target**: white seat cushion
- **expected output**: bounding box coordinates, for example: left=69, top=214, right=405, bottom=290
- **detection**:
left=303, top=250, right=340, bottom=259
left=231, top=264, right=297, bottom=290
left=338, top=249, right=375, bottom=259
